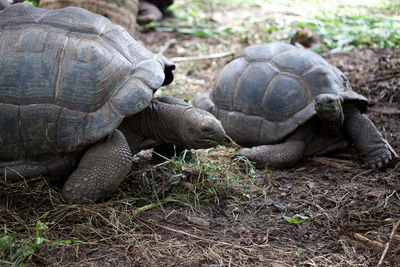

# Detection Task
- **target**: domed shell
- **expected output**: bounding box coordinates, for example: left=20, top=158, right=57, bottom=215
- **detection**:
left=211, top=43, right=368, bottom=146
left=0, top=4, right=171, bottom=160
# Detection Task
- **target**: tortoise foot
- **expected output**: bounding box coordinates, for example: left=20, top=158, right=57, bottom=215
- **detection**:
left=236, top=141, right=306, bottom=169
left=363, top=145, right=398, bottom=169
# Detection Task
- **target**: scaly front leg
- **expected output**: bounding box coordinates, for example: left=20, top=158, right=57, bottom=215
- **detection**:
left=62, top=130, right=132, bottom=204
left=345, top=111, right=397, bottom=168
left=237, top=141, right=306, bottom=168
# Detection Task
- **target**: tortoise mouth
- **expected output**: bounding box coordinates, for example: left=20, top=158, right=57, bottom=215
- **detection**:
left=315, top=100, right=344, bottom=124
left=315, top=98, right=342, bottom=114
left=315, top=94, right=343, bottom=112
left=179, top=128, right=226, bottom=148
left=180, top=107, right=227, bottom=148
left=191, top=132, right=228, bottom=148
left=316, top=104, right=337, bottom=112
left=201, top=135, right=228, bottom=144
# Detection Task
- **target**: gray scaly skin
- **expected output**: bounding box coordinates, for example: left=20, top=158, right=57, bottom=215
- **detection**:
left=62, top=97, right=226, bottom=203
left=237, top=94, right=397, bottom=169
left=62, top=130, right=132, bottom=204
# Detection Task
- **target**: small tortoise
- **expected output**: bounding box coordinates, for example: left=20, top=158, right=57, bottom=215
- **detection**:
left=0, top=0, right=8, bottom=10
left=191, top=43, right=397, bottom=168
left=0, top=4, right=226, bottom=203
left=2, top=1, right=174, bottom=33
left=38, top=0, right=139, bottom=36
left=137, top=0, right=174, bottom=25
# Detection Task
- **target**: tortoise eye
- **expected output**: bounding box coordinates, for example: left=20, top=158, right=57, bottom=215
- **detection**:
left=201, top=126, right=213, bottom=134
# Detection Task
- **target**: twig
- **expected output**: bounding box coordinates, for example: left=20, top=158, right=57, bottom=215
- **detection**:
left=136, top=217, right=253, bottom=251
left=7, top=210, right=31, bottom=236
left=133, top=198, right=177, bottom=216
left=369, top=106, right=400, bottom=115
left=312, top=157, right=353, bottom=171
left=378, top=219, right=400, bottom=266
left=158, top=38, right=176, bottom=56
left=351, top=169, right=373, bottom=180
left=134, top=201, right=165, bottom=216
left=171, top=51, right=234, bottom=63
left=353, top=233, right=384, bottom=251
left=301, top=200, right=332, bottom=228
left=87, top=253, right=115, bottom=262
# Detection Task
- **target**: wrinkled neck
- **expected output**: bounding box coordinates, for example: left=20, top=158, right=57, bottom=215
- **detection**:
left=321, top=117, right=343, bottom=136
left=121, top=100, right=188, bottom=145
left=318, top=108, right=344, bottom=136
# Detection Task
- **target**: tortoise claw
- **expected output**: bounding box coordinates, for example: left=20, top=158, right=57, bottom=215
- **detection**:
left=376, top=160, right=383, bottom=168
left=365, top=149, right=396, bottom=169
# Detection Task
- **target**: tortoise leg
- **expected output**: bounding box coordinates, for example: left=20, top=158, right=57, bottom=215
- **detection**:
left=62, top=130, right=132, bottom=204
left=237, top=141, right=306, bottom=168
left=137, top=1, right=163, bottom=24
left=237, top=118, right=322, bottom=168
left=344, top=111, right=397, bottom=169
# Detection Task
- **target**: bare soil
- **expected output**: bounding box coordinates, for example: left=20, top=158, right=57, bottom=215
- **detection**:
left=1, top=5, right=399, bottom=267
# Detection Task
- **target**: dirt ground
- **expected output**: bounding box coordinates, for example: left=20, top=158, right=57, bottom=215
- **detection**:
left=1, top=3, right=400, bottom=267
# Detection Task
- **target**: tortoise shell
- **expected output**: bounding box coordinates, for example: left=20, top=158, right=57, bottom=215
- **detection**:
left=210, top=43, right=368, bottom=147
left=0, top=4, right=170, bottom=161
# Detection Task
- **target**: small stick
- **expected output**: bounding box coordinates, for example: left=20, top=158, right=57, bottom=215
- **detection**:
left=171, top=51, right=234, bottom=63
left=378, top=219, right=400, bottom=266
left=351, top=169, right=373, bottom=180
left=369, top=106, right=400, bottom=115
left=312, top=157, right=353, bottom=171
left=158, top=38, right=176, bottom=56
left=353, top=233, right=384, bottom=251
left=133, top=198, right=176, bottom=216
left=136, top=217, right=253, bottom=251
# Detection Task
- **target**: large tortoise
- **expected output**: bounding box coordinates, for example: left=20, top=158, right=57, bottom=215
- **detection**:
left=0, top=4, right=226, bottom=203
left=191, top=43, right=397, bottom=168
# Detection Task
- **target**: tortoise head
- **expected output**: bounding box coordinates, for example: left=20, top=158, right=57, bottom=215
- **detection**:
left=315, top=93, right=345, bottom=136
left=179, top=107, right=228, bottom=149
left=315, top=93, right=344, bottom=122
left=127, top=99, right=228, bottom=150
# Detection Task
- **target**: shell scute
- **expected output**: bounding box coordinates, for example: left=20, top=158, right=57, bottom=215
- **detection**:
left=233, top=62, right=278, bottom=115
left=0, top=104, right=24, bottom=161
left=238, top=43, right=294, bottom=62
left=212, top=57, right=248, bottom=110
left=303, top=65, right=344, bottom=97
left=133, top=59, right=165, bottom=90
left=37, top=6, right=110, bottom=35
left=261, top=74, right=308, bottom=122
left=270, top=48, right=325, bottom=76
